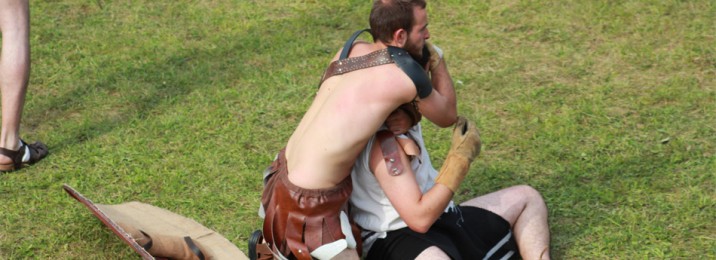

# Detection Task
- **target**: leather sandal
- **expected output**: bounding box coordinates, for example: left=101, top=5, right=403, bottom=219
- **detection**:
left=0, top=139, right=49, bottom=172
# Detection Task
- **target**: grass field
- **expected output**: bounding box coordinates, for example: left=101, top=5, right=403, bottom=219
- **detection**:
left=1, top=0, right=714, bottom=259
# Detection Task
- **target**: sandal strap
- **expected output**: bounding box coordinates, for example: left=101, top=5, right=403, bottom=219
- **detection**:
left=0, top=139, right=49, bottom=171
left=0, top=144, right=24, bottom=170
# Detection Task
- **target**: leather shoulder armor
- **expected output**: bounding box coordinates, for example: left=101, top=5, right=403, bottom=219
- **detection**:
left=320, top=29, right=433, bottom=99
left=387, top=46, right=433, bottom=99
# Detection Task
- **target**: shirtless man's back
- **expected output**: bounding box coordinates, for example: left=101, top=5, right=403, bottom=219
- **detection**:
left=256, top=1, right=456, bottom=259
left=286, top=42, right=417, bottom=189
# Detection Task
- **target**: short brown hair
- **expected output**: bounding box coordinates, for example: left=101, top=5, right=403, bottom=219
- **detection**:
left=369, top=0, right=427, bottom=43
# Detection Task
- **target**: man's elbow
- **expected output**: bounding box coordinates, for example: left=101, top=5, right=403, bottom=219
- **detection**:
left=405, top=220, right=432, bottom=234
left=433, top=114, right=458, bottom=128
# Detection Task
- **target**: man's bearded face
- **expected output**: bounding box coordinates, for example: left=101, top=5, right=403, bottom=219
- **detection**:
left=404, top=7, right=430, bottom=57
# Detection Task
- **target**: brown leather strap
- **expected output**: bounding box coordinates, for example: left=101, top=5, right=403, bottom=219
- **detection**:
left=0, top=143, right=23, bottom=170
left=285, top=212, right=311, bottom=259
left=377, top=130, right=404, bottom=176
left=319, top=48, right=394, bottom=86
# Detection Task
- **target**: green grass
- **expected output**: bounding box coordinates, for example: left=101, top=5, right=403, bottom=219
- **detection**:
left=0, top=0, right=714, bottom=258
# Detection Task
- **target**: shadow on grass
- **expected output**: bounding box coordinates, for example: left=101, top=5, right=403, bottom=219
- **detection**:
left=11, top=2, right=366, bottom=258
left=23, top=28, right=275, bottom=155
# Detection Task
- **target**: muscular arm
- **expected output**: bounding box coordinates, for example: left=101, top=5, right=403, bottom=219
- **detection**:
left=417, top=52, right=457, bottom=128
left=368, top=136, right=454, bottom=233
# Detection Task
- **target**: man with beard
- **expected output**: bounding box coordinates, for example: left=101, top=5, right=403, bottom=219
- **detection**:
left=254, top=1, right=465, bottom=259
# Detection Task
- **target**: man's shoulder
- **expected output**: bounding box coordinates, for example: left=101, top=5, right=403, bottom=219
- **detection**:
left=345, top=41, right=380, bottom=58
left=330, top=41, right=373, bottom=62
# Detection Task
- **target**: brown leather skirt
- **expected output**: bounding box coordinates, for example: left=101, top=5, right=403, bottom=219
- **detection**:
left=261, top=149, right=361, bottom=259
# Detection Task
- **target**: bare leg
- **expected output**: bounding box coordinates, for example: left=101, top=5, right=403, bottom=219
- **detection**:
left=0, top=0, right=30, bottom=161
left=415, top=246, right=450, bottom=260
left=460, top=185, right=551, bottom=260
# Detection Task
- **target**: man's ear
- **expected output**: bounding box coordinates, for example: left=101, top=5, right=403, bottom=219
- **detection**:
left=392, top=29, right=408, bottom=47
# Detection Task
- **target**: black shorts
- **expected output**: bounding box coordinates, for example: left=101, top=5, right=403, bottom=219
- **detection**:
left=366, top=206, right=519, bottom=260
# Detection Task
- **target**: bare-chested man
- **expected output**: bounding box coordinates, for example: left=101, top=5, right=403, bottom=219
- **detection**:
left=255, top=1, right=458, bottom=259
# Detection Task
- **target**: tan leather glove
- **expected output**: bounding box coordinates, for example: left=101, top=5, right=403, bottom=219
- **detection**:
left=435, top=116, right=481, bottom=192
left=426, top=41, right=444, bottom=72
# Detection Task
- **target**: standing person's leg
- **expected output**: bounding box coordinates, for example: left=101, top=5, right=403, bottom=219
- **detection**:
left=460, top=185, right=551, bottom=260
left=0, top=0, right=47, bottom=171
left=0, top=0, right=30, bottom=151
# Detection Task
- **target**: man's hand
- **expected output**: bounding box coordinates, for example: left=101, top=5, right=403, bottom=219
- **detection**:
left=447, top=116, right=481, bottom=161
left=385, top=109, right=413, bottom=135
left=414, top=41, right=443, bottom=72
left=434, top=116, right=481, bottom=192
left=425, top=41, right=443, bottom=72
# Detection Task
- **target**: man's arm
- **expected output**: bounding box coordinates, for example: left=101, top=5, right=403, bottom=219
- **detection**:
left=368, top=135, right=454, bottom=233
left=417, top=44, right=457, bottom=127
left=367, top=116, right=481, bottom=234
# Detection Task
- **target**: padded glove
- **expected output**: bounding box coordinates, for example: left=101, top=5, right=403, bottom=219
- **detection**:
left=414, top=41, right=443, bottom=71
left=425, top=41, right=444, bottom=72
left=435, top=116, right=481, bottom=192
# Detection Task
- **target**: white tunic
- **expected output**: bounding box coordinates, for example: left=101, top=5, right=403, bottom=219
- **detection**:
left=349, top=124, right=455, bottom=256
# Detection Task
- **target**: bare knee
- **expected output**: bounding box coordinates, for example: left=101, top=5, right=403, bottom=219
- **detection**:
left=415, top=246, right=450, bottom=260
left=513, top=185, right=545, bottom=204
